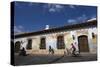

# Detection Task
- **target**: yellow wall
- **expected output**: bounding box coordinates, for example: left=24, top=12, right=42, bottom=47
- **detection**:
left=92, top=35, right=97, bottom=45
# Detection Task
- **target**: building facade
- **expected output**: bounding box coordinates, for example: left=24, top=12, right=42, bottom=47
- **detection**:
left=14, top=19, right=97, bottom=55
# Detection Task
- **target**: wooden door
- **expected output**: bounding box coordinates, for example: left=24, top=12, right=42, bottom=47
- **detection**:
left=78, top=35, right=89, bottom=52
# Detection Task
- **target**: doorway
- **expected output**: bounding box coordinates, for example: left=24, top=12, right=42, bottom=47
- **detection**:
left=78, top=35, right=89, bottom=52
left=15, top=41, right=20, bottom=53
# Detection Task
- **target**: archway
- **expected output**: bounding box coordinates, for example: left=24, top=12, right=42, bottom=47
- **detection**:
left=15, top=41, right=20, bottom=53
left=78, top=35, right=89, bottom=52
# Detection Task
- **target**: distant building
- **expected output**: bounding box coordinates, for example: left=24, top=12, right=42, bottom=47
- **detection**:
left=14, top=19, right=97, bottom=55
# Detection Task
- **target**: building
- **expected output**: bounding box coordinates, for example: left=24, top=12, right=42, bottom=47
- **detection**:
left=14, top=19, right=97, bottom=55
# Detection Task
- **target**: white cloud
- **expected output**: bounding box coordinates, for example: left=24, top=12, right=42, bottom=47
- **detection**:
left=49, top=8, right=56, bottom=12
left=18, top=25, right=23, bottom=29
left=77, top=14, right=87, bottom=22
left=67, top=14, right=88, bottom=24
left=14, top=25, right=24, bottom=34
left=67, top=19, right=77, bottom=23
left=90, top=15, right=97, bottom=19
left=69, top=5, right=75, bottom=9
left=55, top=4, right=64, bottom=9
left=43, top=4, right=64, bottom=13
left=28, top=2, right=39, bottom=6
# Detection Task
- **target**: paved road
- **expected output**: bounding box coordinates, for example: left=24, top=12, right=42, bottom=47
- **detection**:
left=14, top=53, right=97, bottom=66
left=54, top=54, right=97, bottom=63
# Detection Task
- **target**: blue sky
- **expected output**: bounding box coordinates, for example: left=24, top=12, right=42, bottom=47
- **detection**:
left=13, top=1, right=97, bottom=34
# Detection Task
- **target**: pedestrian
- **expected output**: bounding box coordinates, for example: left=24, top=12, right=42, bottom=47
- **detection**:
left=49, top=46, right=54, bottom=54
left=49, top=46, right=52, bottom=54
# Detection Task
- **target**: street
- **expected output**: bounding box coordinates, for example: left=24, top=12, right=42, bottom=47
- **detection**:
left=14, top=53, right=97, bottom=66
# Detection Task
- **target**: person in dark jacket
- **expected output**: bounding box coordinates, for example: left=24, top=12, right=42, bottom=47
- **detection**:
left=49, top=46, right=54, bottom=54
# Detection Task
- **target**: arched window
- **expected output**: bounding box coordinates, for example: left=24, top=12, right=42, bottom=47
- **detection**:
left=57, top=35, right=65, bottom=49
left=14, top=41, right=20, bottom=53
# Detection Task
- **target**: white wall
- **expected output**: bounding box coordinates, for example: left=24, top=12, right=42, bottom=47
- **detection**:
left=14, top=38, right=28, bottom=50
left=14, top=27, right=97, bottom=54
left=46, top=34, right=57, bottom=50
